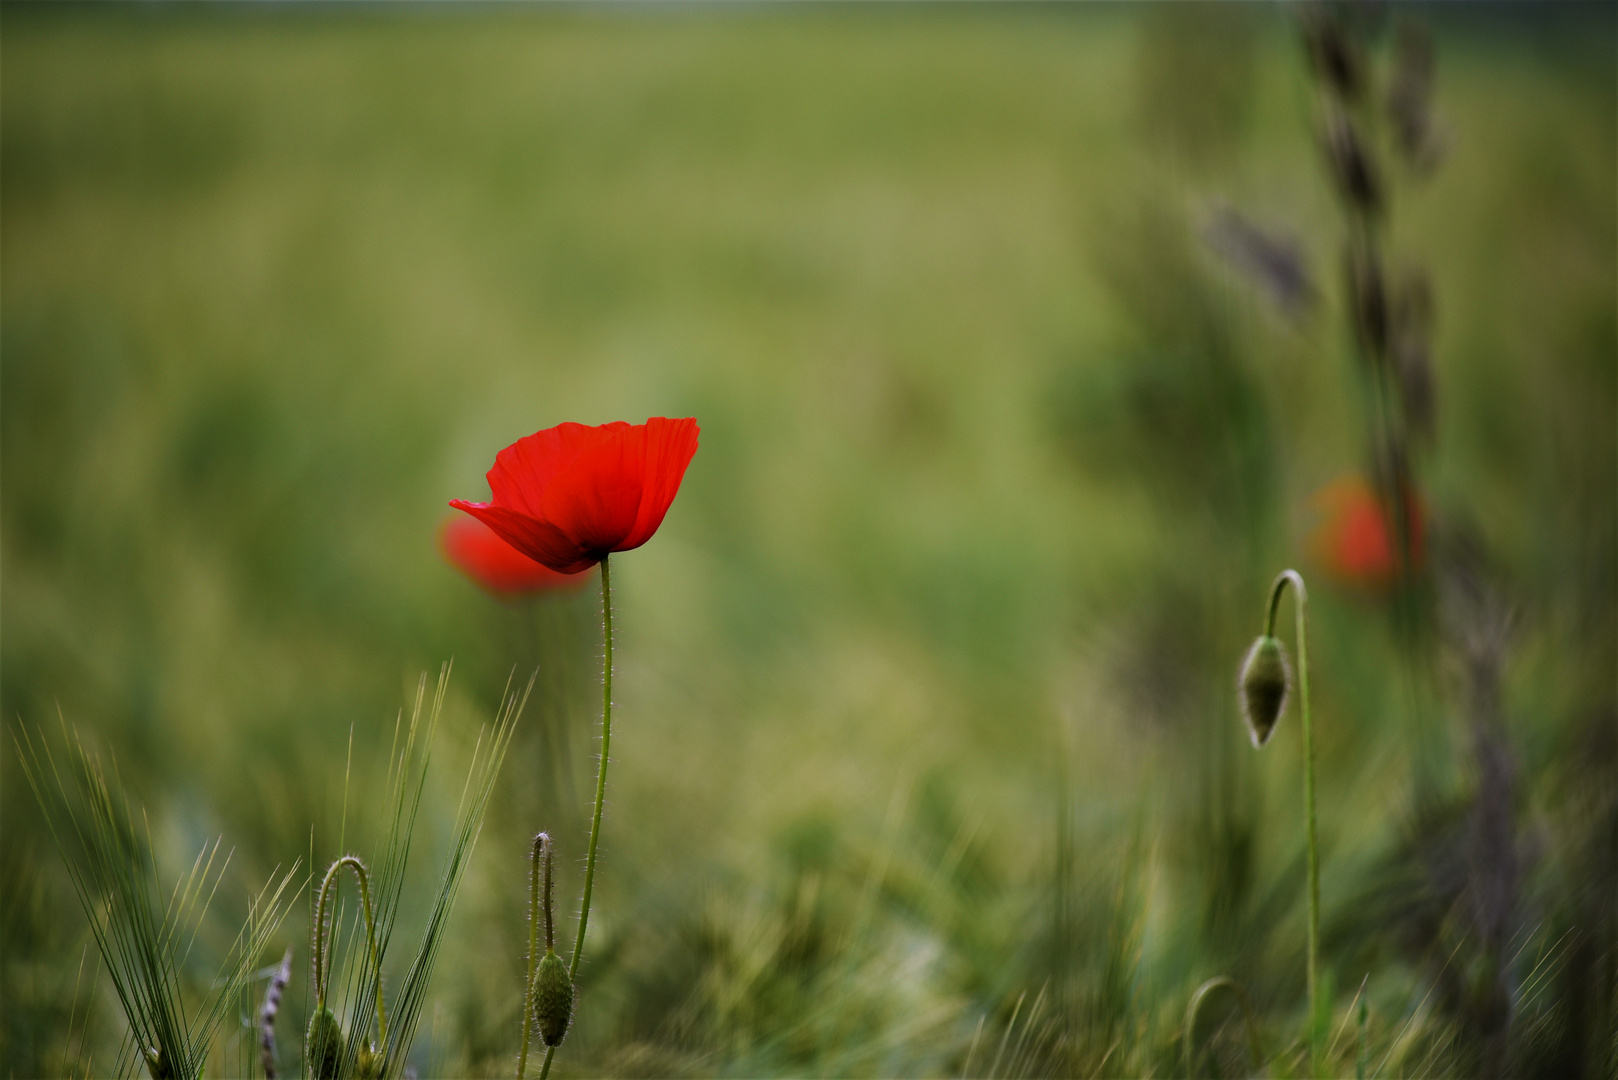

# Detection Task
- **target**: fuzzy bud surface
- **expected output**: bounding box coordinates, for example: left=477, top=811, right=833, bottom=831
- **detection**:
left=534, top=951, right=575, bottom=1047
left=1240, top=635, right=1291, bottom=747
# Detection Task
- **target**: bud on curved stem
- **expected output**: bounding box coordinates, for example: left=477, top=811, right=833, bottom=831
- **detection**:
left=1183, top=976, right=1263, bottom=1078
left=1243, top=569, right=1322, bottom=1077
left=310, top=855, right=388, bottom=1077
left=517, top=833, right=556, bottom=1079
left=1239, top=636, right=1291, bottom=748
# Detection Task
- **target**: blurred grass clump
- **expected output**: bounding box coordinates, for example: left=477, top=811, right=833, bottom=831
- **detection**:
left=2, top=4, right=1613, bottom=1077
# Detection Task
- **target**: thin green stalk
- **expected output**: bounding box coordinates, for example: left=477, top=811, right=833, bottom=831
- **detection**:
left=573, top=554, right=613, bottom=980
left=540, top=554, right=614, bottom=1080
left=1267, top=569, right=1319, bottom=1077
left=517, top=834, right=551, bottom=1079
left=1356, top=981, right=1369, bottom=1080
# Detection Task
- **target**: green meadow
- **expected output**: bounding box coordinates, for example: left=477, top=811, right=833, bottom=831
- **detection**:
left=2, top=5, right=1613, bottom=1077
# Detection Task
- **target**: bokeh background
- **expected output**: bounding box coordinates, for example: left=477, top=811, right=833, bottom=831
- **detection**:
left=3, top=4, right=1613, bottom=1077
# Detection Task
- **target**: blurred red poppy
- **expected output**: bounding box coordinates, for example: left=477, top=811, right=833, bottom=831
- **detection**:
left=439, top=514, right=592, bottom=596
left=1307, top=473, right=1426, bottom=591
left=451, top=417, right=699, bottom=574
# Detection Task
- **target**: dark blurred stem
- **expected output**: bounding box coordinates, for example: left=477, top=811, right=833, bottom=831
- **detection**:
left=540, top=555, right=614, bottom=1080
left=1267, top=569, right=1320, bottom=1077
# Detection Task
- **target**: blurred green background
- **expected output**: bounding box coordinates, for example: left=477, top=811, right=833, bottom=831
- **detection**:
left=3, top=4, right=1613, bottom=1077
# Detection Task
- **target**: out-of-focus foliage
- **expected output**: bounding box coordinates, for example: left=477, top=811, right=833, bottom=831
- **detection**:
left=2, top=5, right=1612, bottom=1077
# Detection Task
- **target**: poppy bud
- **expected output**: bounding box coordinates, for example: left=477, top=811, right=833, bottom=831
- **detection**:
left=533, top=950, right=575, bottom=1047
left=1239, top=635, right=1291, bottom=748
left=306, top=1006, right=344, bottom=1080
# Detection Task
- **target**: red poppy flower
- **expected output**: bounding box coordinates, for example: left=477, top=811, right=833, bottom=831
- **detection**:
left=1307, top=473, right=1426, bottom=591
left=450, top=417, right=699, bottom=574
left=439, top=514, right=592, bottom=596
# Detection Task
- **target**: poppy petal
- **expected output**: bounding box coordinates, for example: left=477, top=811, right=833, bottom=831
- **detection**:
left=449, top=500, right=601, bottom=574
left=439, top=515, right=592, bottom=595
left=534, top=421, right=647, bottom=553
left=486, top=424, right=587, bottom=518
left=620, top=417, right=700, bottom=552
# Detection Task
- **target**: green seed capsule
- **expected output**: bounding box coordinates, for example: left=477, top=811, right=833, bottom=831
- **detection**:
left=1239, top=635, right=1291, bottom=748
left=305, top=1007, right=344, bottom=1080
left=533, top=951, right=575, bottom=1047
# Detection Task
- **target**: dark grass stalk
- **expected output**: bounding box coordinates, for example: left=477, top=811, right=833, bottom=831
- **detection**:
left=259, top=947, right=292, bottom=1079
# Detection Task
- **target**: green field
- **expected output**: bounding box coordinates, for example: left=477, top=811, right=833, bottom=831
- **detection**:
left=3, top=5, right=1614, bottom=1077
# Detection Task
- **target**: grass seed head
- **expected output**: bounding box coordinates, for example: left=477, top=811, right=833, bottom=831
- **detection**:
left=1304, top=10, right=1364, bottom=101
left=143, top=1045, right=174, bottom=1080
left=1325, top=111, right=1383, bottom=215
left=1347, top=241, right=1390, bottom=360
left=357, top=1041, right=384, bottom=1079
left=1239, top=635, right=1290, bottom=747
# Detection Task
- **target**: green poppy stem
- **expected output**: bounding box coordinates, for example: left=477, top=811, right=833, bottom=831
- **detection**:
left=538, top=555, right=614, bottom=1080
left=1266, top=569, right=1319, bottom=1077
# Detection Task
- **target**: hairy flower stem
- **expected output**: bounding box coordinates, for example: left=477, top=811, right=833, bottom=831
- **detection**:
left=539, top=554, right=614, bottom=1080
left=1266, top=570, right=1320, bottom=1076
left=313, top=856, right=388, bottom=1048
left=517, top=833, right=554, bottom=1079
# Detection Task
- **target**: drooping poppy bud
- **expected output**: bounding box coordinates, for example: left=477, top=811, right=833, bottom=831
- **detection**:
left=306, top=1006, right=344, bottom=1080
left=1239, top=635, right=1291, bottom=748
left=533, top=951, right=575, bottom=1047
